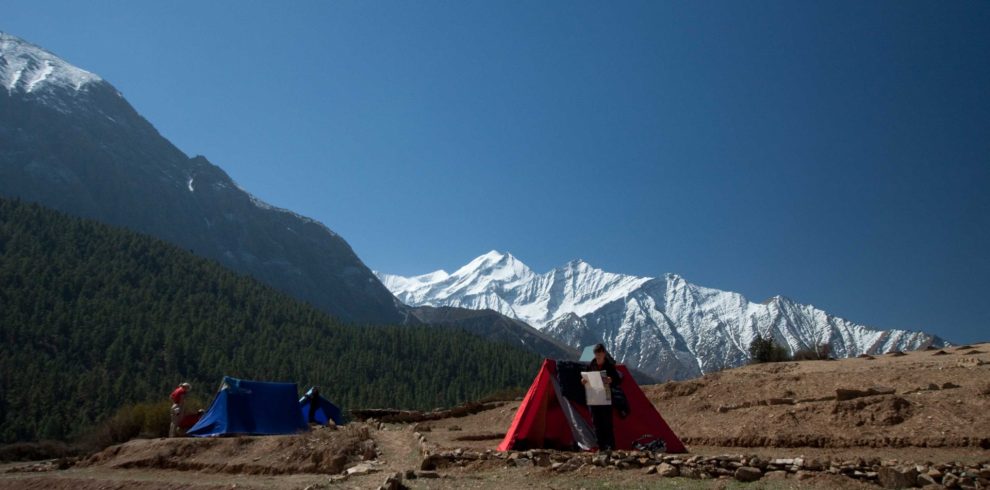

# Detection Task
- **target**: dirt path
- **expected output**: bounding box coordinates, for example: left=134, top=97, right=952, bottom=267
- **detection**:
left=374, top=424, right=424, bottom=472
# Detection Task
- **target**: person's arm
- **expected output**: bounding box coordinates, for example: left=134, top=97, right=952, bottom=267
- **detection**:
left=606, top=365, right=622, bottom=387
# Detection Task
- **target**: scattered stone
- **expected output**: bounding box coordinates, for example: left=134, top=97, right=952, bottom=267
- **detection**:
left=420, top=456, right=437, bottom=471
left=657, top=462, right=679, bottom=477
left=734, top=466, right=762, bottom=482
left=878, top=466, right=919, bottom=488
left=795, top=471, right=815, bottom=481
left=447, top=425, right=462, bottom=431
left=942, top=473, right=959, bottom=488
left=917, top=473, right=938, bottom=486
left=765, top=470, right=788, bottom=480
left=941, top=382, right=961, bottom=389
left=643, top=465, right=657, bottom=475
left=415, top=470, right=439, bottom=479
left=345, top=462, right=379, bottom=476
left=404, top=469, right=416, bottom=480
left=380, top=472, right=405, bottom=490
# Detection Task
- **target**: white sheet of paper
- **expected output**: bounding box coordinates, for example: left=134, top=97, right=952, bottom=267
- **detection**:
left=582, top=371, right=611, bottom=406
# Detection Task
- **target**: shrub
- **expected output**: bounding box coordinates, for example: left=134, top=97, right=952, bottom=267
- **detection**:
left=792, top=343, right=832, bottom=361
left=81, top=401, right=172, bottom=451
left=0, top=440, right=79, bottom=462
left=749, top=334, right=791, bottom=363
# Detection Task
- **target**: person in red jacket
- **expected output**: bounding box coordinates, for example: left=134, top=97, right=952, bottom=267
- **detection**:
left=169, top=382, right=192, bottom=437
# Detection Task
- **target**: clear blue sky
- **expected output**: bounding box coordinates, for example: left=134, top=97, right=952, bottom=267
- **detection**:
left=5, top=1, right=988, bottom=343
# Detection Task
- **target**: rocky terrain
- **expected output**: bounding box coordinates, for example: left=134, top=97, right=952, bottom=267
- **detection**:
left=2, top=343, right=987, bottom=489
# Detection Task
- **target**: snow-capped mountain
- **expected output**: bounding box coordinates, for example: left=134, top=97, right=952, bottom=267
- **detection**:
left=1, top=33, right=100, bottom=93
left=0, top=31, right=404, bottom=324
left=377, top=251, right=947, bottom=380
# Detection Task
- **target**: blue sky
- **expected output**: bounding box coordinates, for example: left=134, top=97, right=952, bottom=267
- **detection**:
left=5, top=1, right=988, bottom=343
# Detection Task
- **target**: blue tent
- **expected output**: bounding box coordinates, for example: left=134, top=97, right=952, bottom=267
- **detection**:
left=187, top=376, right=309, bottom=437
left=299, top=387, right=346, bottom=426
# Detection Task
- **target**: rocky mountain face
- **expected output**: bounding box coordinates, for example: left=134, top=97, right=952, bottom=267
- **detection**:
left=377, top=251, right=948, bottom=380
left=0, top=31, right=403, bottom=324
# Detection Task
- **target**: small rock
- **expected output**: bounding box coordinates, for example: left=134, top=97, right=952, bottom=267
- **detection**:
left=415, top=470, right=439, bottom=479
left=944, top=473, right=960, bottom=488
left=917, top=473, right=938, bottom=487
left=346, top=463, right=379, bottom=476
left=404, top=469, right=416, bottom=480
left=795, top=470, right=815, bottom=481
left=644, top=465, right=657, bottom=474
left=735, top=466, right=762, bottom=482
left=878, top=466, right=919, bottom=488
left=381, top=472, right=405, bottom=490
left=448, top=425, right=462, bottom=431
left=765, top=470, right=788, bottom=480
left=658, top=463, right=679, bottom=477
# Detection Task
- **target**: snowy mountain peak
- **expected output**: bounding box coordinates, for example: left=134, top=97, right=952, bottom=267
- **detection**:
left=378, top=251, right=946, bottom=381
left=452, top=250, right=534, bottom=283
left=0, top=32, right=101, bottom=94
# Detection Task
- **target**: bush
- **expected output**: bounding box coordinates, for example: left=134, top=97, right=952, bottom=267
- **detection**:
left=0, top=440, right=79, bottom=462
left=792, top=343, right=832, bottom=361
left=749, top=334, right=791, bottom=363
left=81, top=401, right=172, bottom=451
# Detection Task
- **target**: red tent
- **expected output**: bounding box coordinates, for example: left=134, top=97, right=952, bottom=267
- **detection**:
left=498, top=359, right=686, bottom=453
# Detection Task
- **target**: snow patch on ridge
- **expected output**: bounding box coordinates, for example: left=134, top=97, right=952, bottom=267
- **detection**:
left=1, top=32, right=102, bottom=95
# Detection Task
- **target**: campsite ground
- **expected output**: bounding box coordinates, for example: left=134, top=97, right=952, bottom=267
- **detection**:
left=2, top=344, right=988, bottom=489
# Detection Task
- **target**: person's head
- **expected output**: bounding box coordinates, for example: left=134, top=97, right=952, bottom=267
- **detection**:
left=593, top=344, right=608, bottom=364
left=180, top=382, right=191, bottom=390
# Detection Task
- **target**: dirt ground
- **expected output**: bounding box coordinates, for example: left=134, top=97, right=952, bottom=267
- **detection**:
left=2, top=343, right=988, bottom=489
left=645, top=343, right=990, bottom=450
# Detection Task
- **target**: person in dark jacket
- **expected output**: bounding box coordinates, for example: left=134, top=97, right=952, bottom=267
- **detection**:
left=582, top=344, right=622, bottom=450
left=301, top=386, right=322, bottom=424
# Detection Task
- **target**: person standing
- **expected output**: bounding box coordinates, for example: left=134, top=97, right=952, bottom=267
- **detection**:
left=582, top=344, right=622, bottom=450
left=169, top=382, right=191, bottom=437
left=301, top=386, right=322, bottom=425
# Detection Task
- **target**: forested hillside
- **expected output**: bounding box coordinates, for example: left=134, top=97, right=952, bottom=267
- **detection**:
left=0, top=198, right=540, bottom=442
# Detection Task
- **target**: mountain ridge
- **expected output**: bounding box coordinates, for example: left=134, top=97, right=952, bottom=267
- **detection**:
left=0, top=30, right=404, bottom=325
left=377, top=251, right=947, bottom=380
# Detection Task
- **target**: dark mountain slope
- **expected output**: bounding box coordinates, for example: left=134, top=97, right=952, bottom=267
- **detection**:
left=0, top=32, right=401, bottom=324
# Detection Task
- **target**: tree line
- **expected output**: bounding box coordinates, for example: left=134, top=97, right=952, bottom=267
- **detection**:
left=0, top=198, right=541, bottom=443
